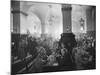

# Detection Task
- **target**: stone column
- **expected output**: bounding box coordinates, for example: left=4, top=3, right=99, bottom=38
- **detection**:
left=62, top=4, right=72, bottom=33
left=11, top=1, right=20, bottom=34
left=41, top=21, right=45, bottom=34
left=86, top=6, right=96, bottom=38
left=86, top=6, right=96, bottom=32
left=41, top=21, right=46, bottom=38
left=60, top=4, right=76, bottom=55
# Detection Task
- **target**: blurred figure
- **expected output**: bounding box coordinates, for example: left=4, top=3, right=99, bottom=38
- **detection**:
left=18, top=37, right=28, bottom=60
left=29, top=46, right=47, bottom=73
left=18, top=37, right=29, bottom=72
left=47, top=51, right=57, bottom=66
left=59, top=43, right=74, bottom=68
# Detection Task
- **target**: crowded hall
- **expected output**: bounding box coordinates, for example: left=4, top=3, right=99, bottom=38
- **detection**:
left=11, top=1, right=96, bottom=74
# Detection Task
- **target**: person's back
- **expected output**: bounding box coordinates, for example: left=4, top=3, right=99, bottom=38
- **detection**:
left=60, top=48, right=73, bottom=67
left=47, top=52, right=56, bottom=66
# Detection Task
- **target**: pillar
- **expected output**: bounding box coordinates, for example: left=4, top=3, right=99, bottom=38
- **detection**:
left=41, top=21, right=46, bottom=38
left=86, top=6, right=96, bottom=38
left=62, top=4, right=72, bottom=33
left=11, top=1, right=20, bottom=34
left=11, top=1, right=21, bottom=60
left=60, top=4, right=76, bottom=54
left=41, top=21, right=45, bottom=34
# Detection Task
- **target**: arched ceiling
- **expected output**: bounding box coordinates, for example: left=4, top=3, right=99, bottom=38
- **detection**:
left=20, top=1, right=62, bottom=25
left=19, top=1, right=63, bottom=38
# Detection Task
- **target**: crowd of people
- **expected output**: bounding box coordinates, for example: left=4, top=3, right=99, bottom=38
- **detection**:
left=11, top=33, right=96, bottom=73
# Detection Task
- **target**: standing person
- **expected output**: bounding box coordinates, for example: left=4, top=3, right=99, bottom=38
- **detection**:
left=29, top=46, right=47, bottom=73
left=27, top=37, right=37, bottom=57
left=47, top=51, right=56, bottom=66
left=59, top=43, right=74, bottom=70
left=18, top=37, right=28, bottom=72
left=18, top=38, right=27, bottom=60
